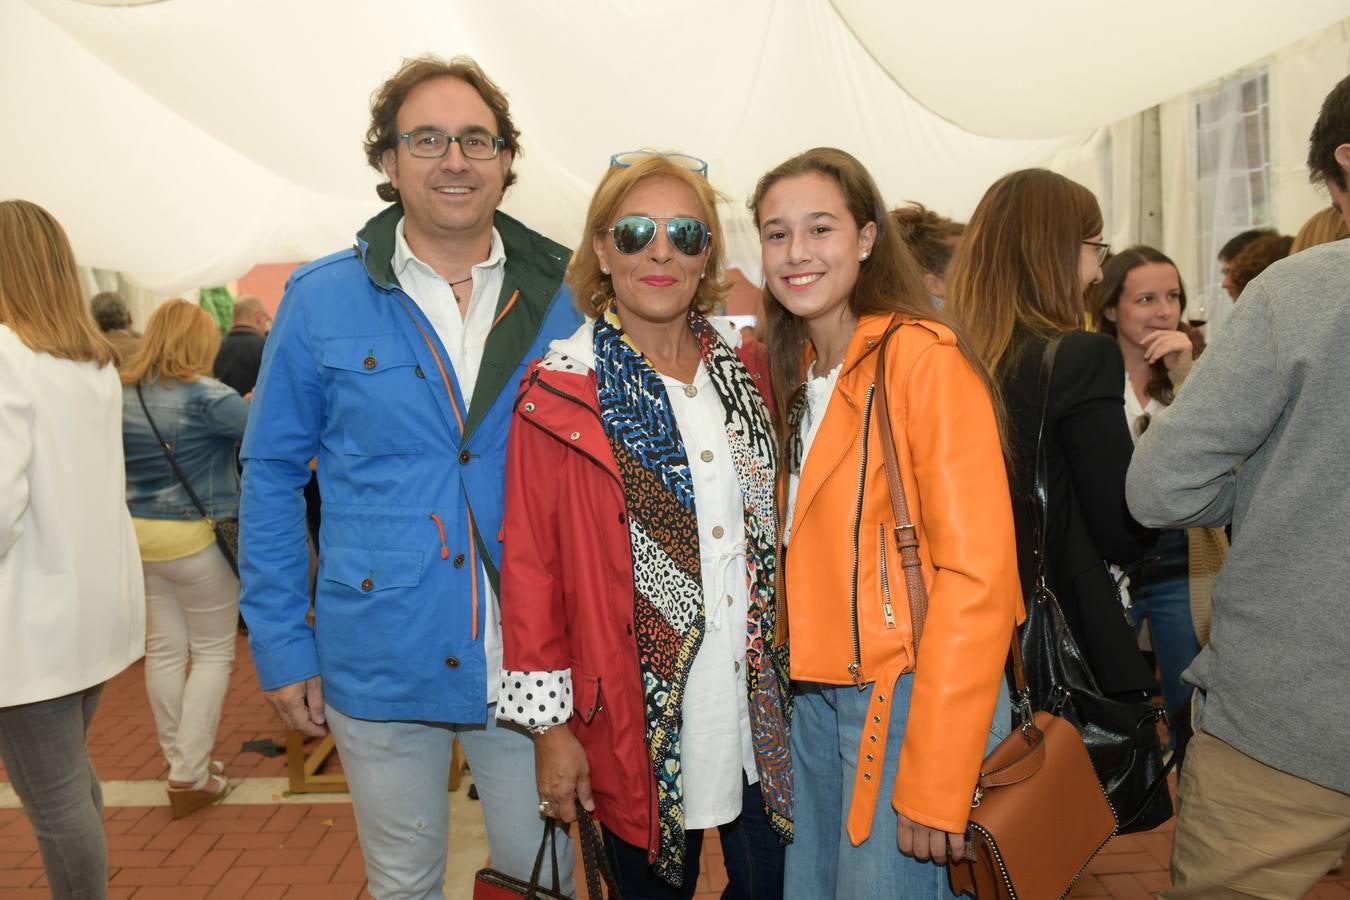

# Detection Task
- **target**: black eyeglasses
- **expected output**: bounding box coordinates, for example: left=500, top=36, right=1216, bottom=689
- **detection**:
left=1083, top=239, right=1111, bottom=264
left=608, top=216, right=711, bottom=257
left=398, top=128, right=505, bottom=160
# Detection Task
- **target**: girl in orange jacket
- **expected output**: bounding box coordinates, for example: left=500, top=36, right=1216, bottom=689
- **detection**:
left=749, top=148, right=1021, bottom=899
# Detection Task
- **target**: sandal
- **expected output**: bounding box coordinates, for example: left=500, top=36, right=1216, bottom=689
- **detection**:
left=167, top=773, right=235, bottom=819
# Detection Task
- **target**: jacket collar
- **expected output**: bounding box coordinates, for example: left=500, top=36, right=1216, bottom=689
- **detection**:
left=354, top=203, right=568, bottom=298
left=354, top=203, right=573, bottom=442
left=801, top=311, right=901, bottom=381
left=786, top=311, right=903, bottom=541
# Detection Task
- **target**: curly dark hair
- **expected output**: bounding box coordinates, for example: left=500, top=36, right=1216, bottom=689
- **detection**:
left=1229, top=234, right=1294, bottom=297
left=364, top=55, right=521, bottom=203
left=1308, top=74, right=1350, bottom=191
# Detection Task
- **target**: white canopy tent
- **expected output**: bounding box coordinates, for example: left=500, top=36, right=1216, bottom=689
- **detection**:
left=2, top=0, right=1347, bottom=297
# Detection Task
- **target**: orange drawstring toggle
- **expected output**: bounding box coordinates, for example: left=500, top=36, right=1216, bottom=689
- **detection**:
left=429, top=513, right=450, bottom=560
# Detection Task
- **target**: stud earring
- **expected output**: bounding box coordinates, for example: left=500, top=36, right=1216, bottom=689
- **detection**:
left=860, top=251, right=870, bottom=261
left=601, top=267, right=610, bottom=275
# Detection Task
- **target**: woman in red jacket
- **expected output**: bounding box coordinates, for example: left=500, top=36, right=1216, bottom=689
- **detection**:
left=497, top=153, right=789, bottom=899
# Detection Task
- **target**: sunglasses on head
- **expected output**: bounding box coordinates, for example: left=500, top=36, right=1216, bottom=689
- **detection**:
left=608, top=215, right=711, bottom=257
left=610, top=151, right=708, bottom=176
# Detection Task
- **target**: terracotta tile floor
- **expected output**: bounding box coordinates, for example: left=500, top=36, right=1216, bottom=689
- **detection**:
left=3, top=636, right=1350, bottom=898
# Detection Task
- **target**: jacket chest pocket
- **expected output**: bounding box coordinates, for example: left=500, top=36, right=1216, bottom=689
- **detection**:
left=322, top=334, right=431, bottom=455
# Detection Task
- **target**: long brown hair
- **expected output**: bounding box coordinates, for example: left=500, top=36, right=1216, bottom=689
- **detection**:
left=122, top=299, right=222, bottom=386
left=946, top=169, right=1103, bottom=377
left=0, top=200, right=114, bottom=366
left=1087, top=245, right=1202, bottom=406
left=749, top=148, right=979, bottom=416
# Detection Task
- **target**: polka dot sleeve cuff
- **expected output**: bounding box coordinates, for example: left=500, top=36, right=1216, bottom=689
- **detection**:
left=497, top=669, right=572, bottom=732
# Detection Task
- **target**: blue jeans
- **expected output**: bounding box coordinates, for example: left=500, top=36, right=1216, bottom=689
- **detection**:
left=0, top=685, right=107, bottom=900
left=326, top=702, right=575, bottom=900
left=603, top=775, right=785, bottom=900
left=1129, top=570, right=1198, bottom=748
left=785, top=675, right=1011, bottom=900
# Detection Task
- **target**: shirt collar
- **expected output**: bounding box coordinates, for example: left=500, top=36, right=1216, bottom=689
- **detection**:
left=392, top=216, right=506, bottom=280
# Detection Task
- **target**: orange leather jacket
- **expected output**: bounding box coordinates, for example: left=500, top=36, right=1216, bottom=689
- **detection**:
left=780, top=313, right=1021, bottom=841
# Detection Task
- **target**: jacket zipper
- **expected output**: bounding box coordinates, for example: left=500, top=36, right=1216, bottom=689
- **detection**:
left=878, top=524, right=897, bottom=629
left=847, top=384, right=876, bottom=688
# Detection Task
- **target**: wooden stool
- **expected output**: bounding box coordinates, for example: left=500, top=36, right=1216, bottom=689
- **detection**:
left=284, top=731, right=469, bottom=794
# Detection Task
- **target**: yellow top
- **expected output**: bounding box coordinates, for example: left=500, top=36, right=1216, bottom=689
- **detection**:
left=132, top=517, right=215, bottom=563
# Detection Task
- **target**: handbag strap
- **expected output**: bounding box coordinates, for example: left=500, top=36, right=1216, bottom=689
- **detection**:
left=871, top=326, right=927, bottom=651
left=576, top=808, right=622, bottom=898
left=135, top=383, right=212, bottom=521
left=1030, top=336, right=1064, bottom=590
left=524, top=818, right=561, bottom=898
left=872, top=326, right=1040, bottom=734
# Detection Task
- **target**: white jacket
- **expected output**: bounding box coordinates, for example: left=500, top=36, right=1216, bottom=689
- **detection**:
left=0, top=325, right=145, bottom=706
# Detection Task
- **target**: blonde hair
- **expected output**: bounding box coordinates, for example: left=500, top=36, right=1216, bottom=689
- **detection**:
left=567, top=154, right=728, bottom=318
left=947, top=169, right=1104, bottom=377
left=1291, top=206, right=1349, bottom=254
left=122, top=299, right=222, bottom=386
left=0, top=200, right=114, bottom=366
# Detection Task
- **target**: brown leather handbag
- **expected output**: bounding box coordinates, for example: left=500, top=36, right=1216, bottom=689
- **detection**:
left=945, top=646, right=1116, bottom=898
left=871, top=329, right=1116, bottom=899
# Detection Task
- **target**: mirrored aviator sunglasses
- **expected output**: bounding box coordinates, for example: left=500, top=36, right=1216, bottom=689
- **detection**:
left=609, top=216, right=711, bottom=257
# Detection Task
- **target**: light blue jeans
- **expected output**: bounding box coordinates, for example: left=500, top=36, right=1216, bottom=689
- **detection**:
left=327, top=703, right=575, bottom=900
left=785, top=675, right=1011, bottom=900
left=0, top=685, right=107, bottom=900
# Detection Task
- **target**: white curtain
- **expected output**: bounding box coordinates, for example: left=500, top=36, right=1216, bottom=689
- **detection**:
left=1189, top=66, right=1273, bottom=336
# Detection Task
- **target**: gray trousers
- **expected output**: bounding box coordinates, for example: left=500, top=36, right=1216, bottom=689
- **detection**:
left=0, top=685, right=107, bottom=900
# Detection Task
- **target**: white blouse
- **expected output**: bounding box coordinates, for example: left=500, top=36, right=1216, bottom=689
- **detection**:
left=659, top=364, right=756, bottom=829
left=1123, top=373, right=1165, bottom=445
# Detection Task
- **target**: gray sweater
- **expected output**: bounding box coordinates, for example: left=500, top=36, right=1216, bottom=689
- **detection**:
left=1126, top=239, right=1350, bottom=793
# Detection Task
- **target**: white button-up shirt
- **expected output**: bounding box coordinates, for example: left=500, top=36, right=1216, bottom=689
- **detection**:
left=661, top=364, right=757, bottom=830
left=392, top=217, right=508, bottom=703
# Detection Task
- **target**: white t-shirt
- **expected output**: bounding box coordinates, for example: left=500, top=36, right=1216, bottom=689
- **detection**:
left=660, top=364, right=758, bottom=829
left=392, top=218, right=507, bottom=704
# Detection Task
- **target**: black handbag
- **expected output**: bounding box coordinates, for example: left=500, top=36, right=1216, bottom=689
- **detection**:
left=1018, top=336, right=1174, bottom=834
left=135, top=384, right=240, bottom=577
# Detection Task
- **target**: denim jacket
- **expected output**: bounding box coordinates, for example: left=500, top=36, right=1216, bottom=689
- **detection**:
left=123, top=376, right=249, bottom=520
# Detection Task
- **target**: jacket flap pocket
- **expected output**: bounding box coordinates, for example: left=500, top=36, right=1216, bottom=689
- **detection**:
left=323, top=546, right=424, bottom=592
left=323, top=334, right=419, bottom=373
left=575, top=672, right=603, bottom=724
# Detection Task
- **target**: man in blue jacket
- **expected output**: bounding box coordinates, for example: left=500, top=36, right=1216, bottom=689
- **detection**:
left=240, top=56, right=580, bottom=898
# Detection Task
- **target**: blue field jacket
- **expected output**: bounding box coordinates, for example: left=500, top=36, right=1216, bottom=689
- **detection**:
left=239, top=205, right=579, bottom=723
